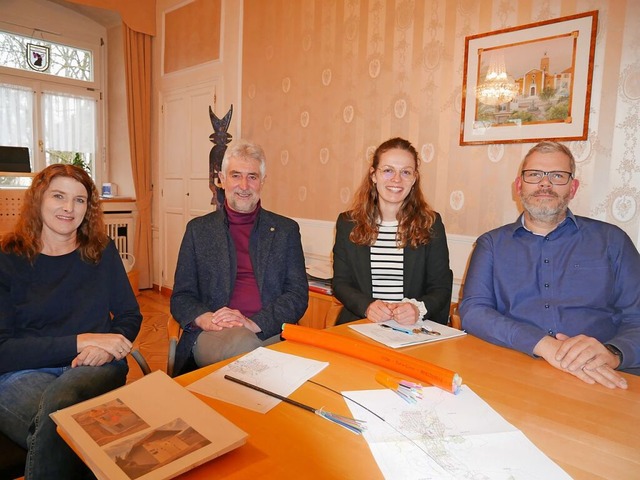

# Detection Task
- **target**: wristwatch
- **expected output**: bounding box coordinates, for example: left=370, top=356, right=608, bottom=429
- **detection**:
left=604, top=344, right=623, bottom=367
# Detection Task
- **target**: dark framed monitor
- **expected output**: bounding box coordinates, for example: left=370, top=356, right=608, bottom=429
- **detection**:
left=0, top=146, right=31, bottom=172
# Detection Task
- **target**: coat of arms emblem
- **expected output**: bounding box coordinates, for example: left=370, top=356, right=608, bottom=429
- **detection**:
left=27, top=43, right=50, bottom=72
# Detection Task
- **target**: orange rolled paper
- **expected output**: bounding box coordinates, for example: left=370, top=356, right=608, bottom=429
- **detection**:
left=281, top=324, right=462, bottom=394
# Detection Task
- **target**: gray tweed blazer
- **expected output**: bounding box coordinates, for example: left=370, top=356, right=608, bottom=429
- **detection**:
left=170, top=207, right=309, bottom=374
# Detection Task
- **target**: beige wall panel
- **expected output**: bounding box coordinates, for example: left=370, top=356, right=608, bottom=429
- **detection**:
left=164, top=0, right=221, bottom=73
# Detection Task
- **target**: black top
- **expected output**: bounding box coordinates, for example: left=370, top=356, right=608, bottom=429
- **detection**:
left=0, top=240, right=142, bottom=373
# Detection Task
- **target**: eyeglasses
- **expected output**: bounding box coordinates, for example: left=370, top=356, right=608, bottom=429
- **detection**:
left=521, top=170, right=573, bottom=185
left=376, top=167, right=416, bottom=181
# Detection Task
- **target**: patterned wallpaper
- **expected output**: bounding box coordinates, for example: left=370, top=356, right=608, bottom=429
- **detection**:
left=241, top=0, right=640, bottom=247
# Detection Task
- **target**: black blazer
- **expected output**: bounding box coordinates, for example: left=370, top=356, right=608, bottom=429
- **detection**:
left=332, top=212, right=453, bottom=325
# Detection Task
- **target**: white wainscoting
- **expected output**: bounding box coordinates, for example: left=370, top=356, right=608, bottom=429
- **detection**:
left=294, top=217, right=477, bottom=303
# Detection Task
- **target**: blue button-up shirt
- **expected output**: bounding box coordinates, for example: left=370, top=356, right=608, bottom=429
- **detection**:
left=460, top=210, right=640, bottom=370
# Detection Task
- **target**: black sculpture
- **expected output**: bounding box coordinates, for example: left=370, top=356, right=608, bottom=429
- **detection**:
left=208, top=104, right=233, bottom=208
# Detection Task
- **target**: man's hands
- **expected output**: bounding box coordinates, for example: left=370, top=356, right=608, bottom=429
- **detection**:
left=195, top=307, right=262, bottom=333
left=366, top=300, right=420, bottom=325
left=74, top=333, right=133, bottom=367
left=533, top=334, right=627, bottom=389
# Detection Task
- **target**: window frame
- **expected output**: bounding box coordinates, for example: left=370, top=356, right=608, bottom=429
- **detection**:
left=0, top=27, right=105, bottom=187
left=0, top=28, right=102, bottom=90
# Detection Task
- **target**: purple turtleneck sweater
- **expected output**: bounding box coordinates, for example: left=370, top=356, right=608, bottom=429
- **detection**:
left=226, top=201, right=262, bottom=317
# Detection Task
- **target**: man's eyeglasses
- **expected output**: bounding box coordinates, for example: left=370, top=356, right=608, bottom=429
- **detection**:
left=521, top=170, right=573, bottom=185
left=376, top=167, right=416, bottom=181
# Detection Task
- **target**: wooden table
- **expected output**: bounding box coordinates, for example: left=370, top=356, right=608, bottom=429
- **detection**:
left=173, top=325, right=639, bottom=479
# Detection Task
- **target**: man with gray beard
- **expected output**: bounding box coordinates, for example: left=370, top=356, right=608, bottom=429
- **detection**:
left=460, top=141, right=640, bottom=388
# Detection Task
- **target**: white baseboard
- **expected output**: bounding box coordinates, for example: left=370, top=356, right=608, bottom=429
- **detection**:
left=294, top=217, right=476, bottom=303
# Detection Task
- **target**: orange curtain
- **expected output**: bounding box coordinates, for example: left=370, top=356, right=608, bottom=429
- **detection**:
left=122, top=25, right=152, bottom=288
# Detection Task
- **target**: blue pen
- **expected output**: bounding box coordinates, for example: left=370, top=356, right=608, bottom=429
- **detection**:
left=380, top=324, right=414, bottom=335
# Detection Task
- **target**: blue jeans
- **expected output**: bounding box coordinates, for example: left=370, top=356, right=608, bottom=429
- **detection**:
left=0, top=360, right=128, bottom=480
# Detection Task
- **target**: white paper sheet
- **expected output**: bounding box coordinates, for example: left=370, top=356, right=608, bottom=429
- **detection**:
left=186, top=347, right=329, bottom=413
left=344, top=386, right=571, bottom=480
left=349, top=319, right=466, bottom=348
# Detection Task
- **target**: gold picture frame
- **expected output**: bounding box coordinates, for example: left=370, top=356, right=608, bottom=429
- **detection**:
left=460, top=10, right=598, bottom=146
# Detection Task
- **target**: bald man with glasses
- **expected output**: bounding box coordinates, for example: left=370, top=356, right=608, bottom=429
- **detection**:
left=460, top=141, right=640, bottom=389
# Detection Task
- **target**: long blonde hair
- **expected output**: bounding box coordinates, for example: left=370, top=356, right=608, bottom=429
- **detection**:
left=0, top=164, right=109, bottom=263
left=347, top=137, right=436, bottom=248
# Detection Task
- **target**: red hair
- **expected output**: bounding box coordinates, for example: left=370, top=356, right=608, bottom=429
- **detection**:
left=1, top=164, right=109, bottom=263
left=348, top=137, right=436, bottom=248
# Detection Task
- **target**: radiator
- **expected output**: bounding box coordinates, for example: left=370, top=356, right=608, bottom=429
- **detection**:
left=104, top=212, right=135, bottom=257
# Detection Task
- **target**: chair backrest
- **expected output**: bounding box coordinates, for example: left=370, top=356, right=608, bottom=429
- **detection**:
left=449, top=302, right=462, bottom=330
left=324, top=298, right=343, bottom=328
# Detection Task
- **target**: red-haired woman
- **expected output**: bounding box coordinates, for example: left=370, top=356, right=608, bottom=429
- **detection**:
left=332, top=137, right=452, bottom=326
left=0, top=164, right=141, bottom=479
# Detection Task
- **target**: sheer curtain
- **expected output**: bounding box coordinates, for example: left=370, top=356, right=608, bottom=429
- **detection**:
left=42, top=91, right=96, bottom=168
left=0, top=83, right=34, bottom=155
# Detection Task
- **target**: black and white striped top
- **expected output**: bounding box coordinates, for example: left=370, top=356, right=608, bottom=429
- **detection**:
left=370, top=221, right=404, bottom=301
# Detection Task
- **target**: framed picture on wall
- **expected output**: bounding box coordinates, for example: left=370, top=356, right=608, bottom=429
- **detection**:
left=460, top=10, right=598, bottom=146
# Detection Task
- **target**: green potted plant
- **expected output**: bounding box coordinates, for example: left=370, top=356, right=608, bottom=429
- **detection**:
left=71, top=152, right=91, bottom=173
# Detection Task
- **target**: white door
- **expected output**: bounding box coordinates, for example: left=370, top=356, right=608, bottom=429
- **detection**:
left=160, top=82, right=222, bottom=290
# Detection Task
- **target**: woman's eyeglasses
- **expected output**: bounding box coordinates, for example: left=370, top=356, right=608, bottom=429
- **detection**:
left=376, top=167, right=416, bottom=181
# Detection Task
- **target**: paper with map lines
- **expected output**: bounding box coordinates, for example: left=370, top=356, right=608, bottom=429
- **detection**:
left=186, top=347, right=328, bottom=413
left=344, top=385, right=571, bottom=480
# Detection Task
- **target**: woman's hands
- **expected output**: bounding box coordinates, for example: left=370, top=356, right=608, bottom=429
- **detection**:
left=366, top=300, right=394, bottom=322
left=389, top=302, right=420, bottom=325
left=366, top=300, right=420, bottom=325
left=74, top=333, right=132, bottom=367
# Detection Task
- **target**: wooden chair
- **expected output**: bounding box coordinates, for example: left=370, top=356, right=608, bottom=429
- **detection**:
left=449, top=302, right=462, bottom=330
left=324, top=297, right=343, bottom=328
left=167, top=316, right=183, bottom=377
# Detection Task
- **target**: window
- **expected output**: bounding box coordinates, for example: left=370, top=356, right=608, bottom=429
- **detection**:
left=0, top=79, right=99, bottom=177
left=0, top=83, right=33, bottom=150
left=43, top=91, right=96, bottom=171
left=0, top=30, right=102, bottom=182
left=0, top=30, right=93, bottom=82
left=0, top=83, right=34, bottom=187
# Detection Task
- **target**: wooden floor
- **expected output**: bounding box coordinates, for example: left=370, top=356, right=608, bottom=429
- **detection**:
left=126, top=289, right=171, bottom=383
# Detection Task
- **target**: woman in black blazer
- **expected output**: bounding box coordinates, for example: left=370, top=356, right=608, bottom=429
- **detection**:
left=332, top=137, right=452, bottom=325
